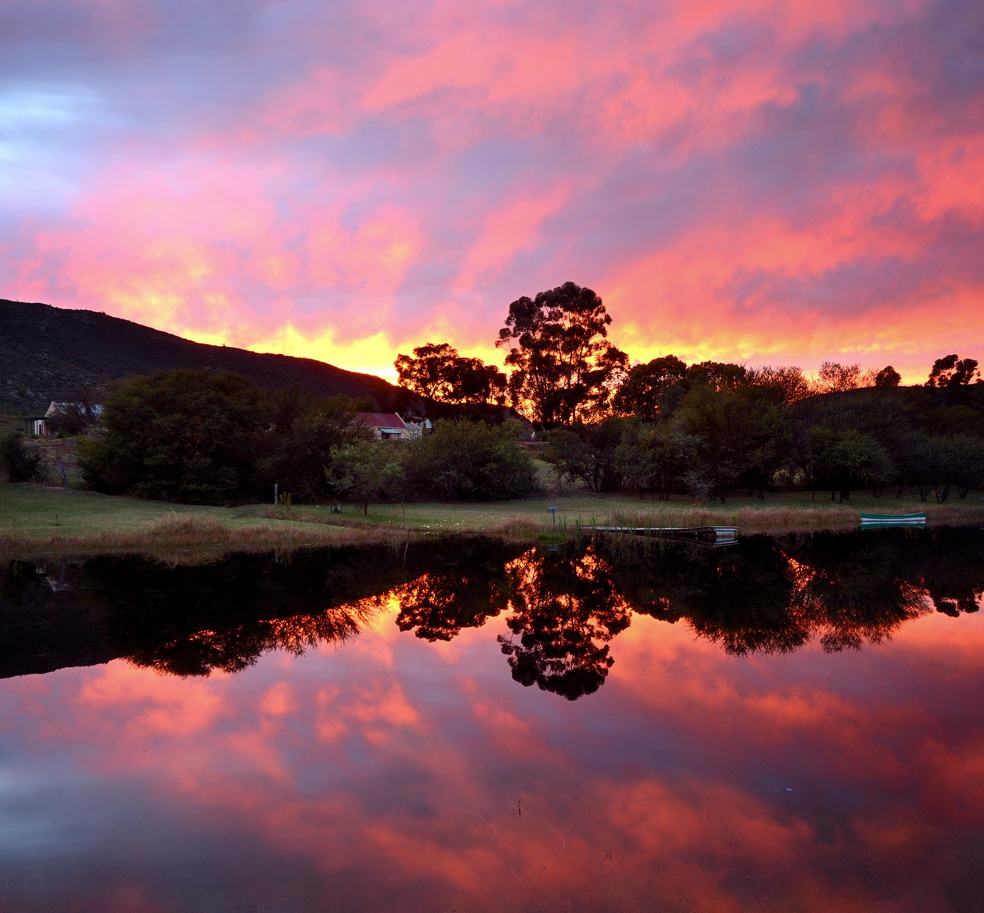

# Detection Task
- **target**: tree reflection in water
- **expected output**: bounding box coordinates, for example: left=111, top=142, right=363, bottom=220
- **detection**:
left=783, top=533, right=928, bottom=652
left=85, top=548, right=398, bottom=676
left=4, top=527, right=981, bottom=694
left=393, top=538, right=519, bottom=640
left=497, top=548, right=633, bottom=699
left=632, top=534, right=808, bottom=656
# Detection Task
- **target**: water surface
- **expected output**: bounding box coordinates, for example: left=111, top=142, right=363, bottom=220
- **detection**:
left=1, top=528, right=982, bottom=911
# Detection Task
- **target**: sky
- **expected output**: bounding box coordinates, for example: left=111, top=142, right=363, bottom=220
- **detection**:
left=3, top=0, right=983, bottom=384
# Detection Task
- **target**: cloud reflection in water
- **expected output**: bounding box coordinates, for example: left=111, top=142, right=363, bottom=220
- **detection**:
left=0, top=529, right=981, bottom=911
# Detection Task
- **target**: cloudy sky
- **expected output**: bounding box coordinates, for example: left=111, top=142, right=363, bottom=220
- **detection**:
left=3, top=0, right=982, bottom=382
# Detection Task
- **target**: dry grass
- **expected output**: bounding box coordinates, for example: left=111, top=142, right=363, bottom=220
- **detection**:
left=604, top=504, right=860, bottom=534
left=0, top=484, right=409, bottom=558
left=3, top=481, right=983, bottom=558
left=602, top=500, right=984, bottom=534
left=0, top=522, right=389, bottom=559
left=147, top=511, right=232, bottom=543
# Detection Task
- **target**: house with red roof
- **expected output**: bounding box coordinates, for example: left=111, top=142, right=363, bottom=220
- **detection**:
left=353, top=412, right=413, bottom=441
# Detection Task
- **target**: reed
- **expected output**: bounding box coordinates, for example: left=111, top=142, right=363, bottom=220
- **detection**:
left=147, top=512, right=232, bottom=543
left=607, top=504, right=860, bottom=533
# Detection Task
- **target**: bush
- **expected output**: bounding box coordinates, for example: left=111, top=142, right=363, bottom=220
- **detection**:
left=0, top=432, right=48, bottom=483
left=79, top=369, right=264, bottom=504
left=406, top=420, right=535, bottom=500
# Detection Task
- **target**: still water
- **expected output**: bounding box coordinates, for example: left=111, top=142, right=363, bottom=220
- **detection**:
left=1, top=528, right=982, bottom=912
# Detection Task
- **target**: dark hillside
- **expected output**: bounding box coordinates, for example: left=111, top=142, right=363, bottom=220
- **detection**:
left=793, top=382, right=984, bottom=419
left=0, top=299, right=417, bottom=414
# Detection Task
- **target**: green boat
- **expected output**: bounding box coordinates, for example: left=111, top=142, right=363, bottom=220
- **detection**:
left=859, top=512, right=926, bottom=527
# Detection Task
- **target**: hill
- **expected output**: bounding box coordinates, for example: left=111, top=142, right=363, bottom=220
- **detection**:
left=0, top=299, right=417, bottom=415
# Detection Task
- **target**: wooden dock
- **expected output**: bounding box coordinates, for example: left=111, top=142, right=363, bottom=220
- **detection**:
left=584, top=525, right=738, bottom=544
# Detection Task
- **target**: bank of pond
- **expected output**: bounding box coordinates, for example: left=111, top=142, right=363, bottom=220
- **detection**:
left=3, top=525, right=980, bottom=699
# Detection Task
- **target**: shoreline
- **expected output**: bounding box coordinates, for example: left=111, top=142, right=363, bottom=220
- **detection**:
left=3, top=482, right=984, bottom=560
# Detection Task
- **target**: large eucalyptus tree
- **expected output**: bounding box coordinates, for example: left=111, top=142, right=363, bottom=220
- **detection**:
left=495, top=281, right=628, bottom=427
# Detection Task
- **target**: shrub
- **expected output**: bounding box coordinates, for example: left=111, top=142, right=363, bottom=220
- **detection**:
left=79, top=369, right=264, bottom=504
left=0, top=432, right=48, bottom=483
left=405, top=420, right=536, bottom=500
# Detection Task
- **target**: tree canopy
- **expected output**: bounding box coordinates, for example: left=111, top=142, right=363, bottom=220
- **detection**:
left=926, top=354, right=981, bottom=388
left=257, top=385, right=370, bottom=502
left=404, top=420, right=535, bottom=500
left=815, top=362, right=861, bottom=394
left=79, top=369, right=367, bottom=504
left=495, top=282, right=628, bottom=426
left=326, top=440, right=406, bottom=515
left=80, top=369, right=265, bottom=504
left=394, top=342, right=507, bottom=405
left=612, top=355, right=689, bottom=421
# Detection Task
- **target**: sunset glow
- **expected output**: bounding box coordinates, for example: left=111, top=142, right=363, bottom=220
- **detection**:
left=4, top=597, right=981, bottom=911
left=4, top=0, right=983, bottom=383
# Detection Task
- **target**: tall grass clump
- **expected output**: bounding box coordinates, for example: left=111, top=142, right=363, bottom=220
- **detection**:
left=607, top=503, right=865, bottom=534
left=147, top=512, right=232, bottom=544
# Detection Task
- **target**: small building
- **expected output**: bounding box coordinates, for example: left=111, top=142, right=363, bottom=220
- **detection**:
left=25, top=416, right=47, bottom=437
left=28, top=401, right=104, bottom=437
left=45, top=401, right=104, bottom=421
left=352, top=412, right=413, bottom=441
left=404, top=419, right=433, bottom=440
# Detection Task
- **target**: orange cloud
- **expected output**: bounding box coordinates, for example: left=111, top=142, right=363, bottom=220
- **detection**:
left=4, top=584, right=982, bottom=913
left=5, top=0, right=983, bottom=387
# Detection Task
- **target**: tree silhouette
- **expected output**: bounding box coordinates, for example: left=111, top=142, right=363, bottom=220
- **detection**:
left=497, top=547, right=632, bottom=699
left=394, top=342, right=507, bottom=405
left=874, top=365, right=902, bottom=387
left=496, top=282, right=628, bottom=426
left=926, top=354, right=981, bottom=387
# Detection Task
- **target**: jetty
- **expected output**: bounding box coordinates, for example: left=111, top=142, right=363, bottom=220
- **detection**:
left=584, top=526, right=738, bottom=545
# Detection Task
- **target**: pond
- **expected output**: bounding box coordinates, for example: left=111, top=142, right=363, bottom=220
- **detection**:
left=1, top=527, right=982, bottom=912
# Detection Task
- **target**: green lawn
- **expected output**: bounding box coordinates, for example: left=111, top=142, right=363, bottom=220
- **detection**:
left=350, top=487, right=984, bottom=535
left=0, top=484, right=355, bottom=554
left=4, top=482, right=983, bottom=556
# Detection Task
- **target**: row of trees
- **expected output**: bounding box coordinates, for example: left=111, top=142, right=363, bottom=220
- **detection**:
left=542, top=381, right=984, bottom=502
left=395, top=281, right=981, bottom=427
left=76, top=368, right=535, bottom=507
left=387, top=280, right=984, bottom=503
left=10, top=280, right=981, bottom=506
left=64, top=362, right=983, bottom=506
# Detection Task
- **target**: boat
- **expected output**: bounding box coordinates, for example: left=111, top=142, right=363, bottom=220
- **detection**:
left=584, top=525, right=738, bottom=544
left=859, top=512, right=926, bottom=527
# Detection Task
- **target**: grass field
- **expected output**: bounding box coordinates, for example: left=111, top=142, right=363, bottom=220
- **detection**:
left=0, top=484, right=367, bottom=556
left=3, top=481, right=983, bottom=557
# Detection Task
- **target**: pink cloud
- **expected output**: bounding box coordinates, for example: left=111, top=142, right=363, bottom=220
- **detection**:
left=76, top=662, right=227, bottom=739
left=2, top=589, right=982, bottom=911
left=3, top=0, right=982, bottom=384
left=453, top=184, right=572, bottom=293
